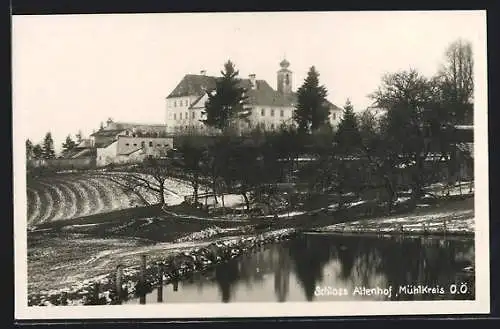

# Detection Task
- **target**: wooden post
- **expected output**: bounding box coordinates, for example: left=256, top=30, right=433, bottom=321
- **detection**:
left=157, top=265, right=163, bottom=303
left=422, top=223, right=427, bottom=235
left=399, top=224, right=404, bottom=235
left=93, top=282, right=100, bottom=304
left=443, top=220, right=447, bottom=235
left=115, top=265, right=123, bottom=304
left=140, top=254, right=147, bottom=304
left=61, top=292, right=68, bottom=306
left=173, top=280, right=179, bottom=292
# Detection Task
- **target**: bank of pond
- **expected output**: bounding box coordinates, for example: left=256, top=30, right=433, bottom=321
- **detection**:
left=28, top=229, right=474, bottom=306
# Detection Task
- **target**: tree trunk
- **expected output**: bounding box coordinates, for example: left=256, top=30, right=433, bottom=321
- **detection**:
left=212, top=180, right=218, bottom=204
left=192, top=176, right=199, bottom=205
left=384, top=175, right=395, bottom=213
left=242, top=192, right=250, bottom=212
left=159, top=182, right=165, bottom=205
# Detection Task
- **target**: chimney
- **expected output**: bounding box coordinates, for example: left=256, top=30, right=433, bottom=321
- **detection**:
left=200, top=70, right=206, bottom=76
left=249, top=74, right=256, bottom=90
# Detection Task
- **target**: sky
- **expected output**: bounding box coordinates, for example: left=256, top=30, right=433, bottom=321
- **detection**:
left=12, top=11, right=486, bottom=152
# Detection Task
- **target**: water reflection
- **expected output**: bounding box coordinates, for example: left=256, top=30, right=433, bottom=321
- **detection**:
left=125, top=234, right=475, bottom=304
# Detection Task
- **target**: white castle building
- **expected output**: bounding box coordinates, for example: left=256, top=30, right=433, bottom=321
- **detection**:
left=164, top=59, right=343, bottom=134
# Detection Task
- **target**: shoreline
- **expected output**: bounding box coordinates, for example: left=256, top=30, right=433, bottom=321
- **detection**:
left=27, top=228, right=297, bottom=306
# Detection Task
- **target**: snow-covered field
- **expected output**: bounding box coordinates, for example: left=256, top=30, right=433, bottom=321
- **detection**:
left=26, top=173, right=196, bottom=228
left=317, top=208, right=474, bottom=235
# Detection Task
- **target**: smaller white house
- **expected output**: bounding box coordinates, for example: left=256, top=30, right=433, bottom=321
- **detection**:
left=96, top=135, right=173, bottom=167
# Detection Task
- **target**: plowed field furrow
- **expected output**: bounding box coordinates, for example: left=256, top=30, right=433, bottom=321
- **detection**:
left=50, top=180, right=79, bottom=220
left=62, top=180, right=91, bottom=219
left=27, top=187, right=41, bottom=225
left=78, top=179, right=104, bottom=216
left=34, top=182, right=57, bottom=223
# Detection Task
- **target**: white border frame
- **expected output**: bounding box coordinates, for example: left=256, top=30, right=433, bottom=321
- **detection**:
left=13, top=10, right=490, bottom=319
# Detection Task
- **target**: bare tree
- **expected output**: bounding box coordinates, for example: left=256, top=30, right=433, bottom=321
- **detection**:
left=91, top=157, right=171, bottom=206
left=437, top=39, right=474, bottom=124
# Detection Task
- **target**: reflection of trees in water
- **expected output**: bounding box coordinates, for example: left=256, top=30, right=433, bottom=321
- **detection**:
left=274, top=246, right=291, bottom=302
left=213, top=244, right=294, bottom=302
left=174, top=234, right=474, bottom=302
left=374, top=237, right=474, bottom=300
left=288, top=235, right=333, bottom=301
left=285, top=234, right=474, bottom=302
left=214, top=261, right=240, bottom=302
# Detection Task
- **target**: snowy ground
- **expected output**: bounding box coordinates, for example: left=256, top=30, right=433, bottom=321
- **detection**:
left=317, top=208, right=474, bottom=235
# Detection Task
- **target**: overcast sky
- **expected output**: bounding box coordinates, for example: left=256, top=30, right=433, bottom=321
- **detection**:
left=12, top=11, right=486, bottom=151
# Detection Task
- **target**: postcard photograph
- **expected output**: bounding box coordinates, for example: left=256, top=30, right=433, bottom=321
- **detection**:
left=13, top=10, right=489, bottom=319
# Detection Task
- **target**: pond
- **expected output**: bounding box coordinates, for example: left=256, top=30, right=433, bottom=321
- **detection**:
left=124, top=233, right=475, bottom=304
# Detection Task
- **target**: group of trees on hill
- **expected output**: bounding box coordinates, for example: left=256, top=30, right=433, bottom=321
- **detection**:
left=26, top=130, right=83, bottom=161
left=28, top=39, right=473, bottom=216
left=128, top=38, right=471, bottom=213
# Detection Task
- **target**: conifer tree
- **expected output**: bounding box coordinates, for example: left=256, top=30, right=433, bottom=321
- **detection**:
left=203, top=60, right=248, bottom=132
left=293, top=66, right=330, bottom=134
left=335, top=99, right=362, bottom=154
left=32, top=144, right=43, bottom=159
left=26, top=139, right=34, bottom=160
left=61, top=135, right=77, bottom=156
left=42, top=132, right=56, bottom=159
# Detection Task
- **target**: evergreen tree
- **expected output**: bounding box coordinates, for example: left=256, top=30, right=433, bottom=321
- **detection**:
left=203, top=60, right=249, bottom=132
left=26, top=139, right=34, bottom=159
left=335, top=99, right=362, bottom=154
left=42, top=132, right=56, bottom=159
left=293, top=66, right=330, bottom=134
left=61, top=135, right=77, bottom=156
left=32, top=144, right=43, bottom=159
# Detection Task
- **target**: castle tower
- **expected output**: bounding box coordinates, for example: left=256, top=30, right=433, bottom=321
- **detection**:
left=277, top=58, right=292, bottom=95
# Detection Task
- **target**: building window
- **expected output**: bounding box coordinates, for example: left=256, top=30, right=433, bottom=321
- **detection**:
left=185, top=112, right=188, bottom=120
left=174, top=101, right=177, bottom=107
left=125, top=143, right=130, bottom=146
left=191, top=111, right=195, bottom=119
left=174, top=113, right=176, bottom=120
left=149, top=141, right=153, bottom=147
left=133, top=143, right=137, bottom=146
left=270, top=123, right=275, bottom=130
left=261, top=109, right=265, bottom=116
left=271, top=109, right=275, bottom=117
left=157, top=144, right=161, bottom=147
left=333, top=113, right=336, bottom=120
left=280, top=109, right=284, bottom=117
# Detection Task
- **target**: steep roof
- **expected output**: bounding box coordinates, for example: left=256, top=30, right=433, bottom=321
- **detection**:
left=168, top=74, right=342, bottom=110
left=167, top=74, right=216, bottom=98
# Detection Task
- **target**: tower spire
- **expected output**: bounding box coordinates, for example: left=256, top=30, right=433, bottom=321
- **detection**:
left=277, top=58, right=292, bottom=94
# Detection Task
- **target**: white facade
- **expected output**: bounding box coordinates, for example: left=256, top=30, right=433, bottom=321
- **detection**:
left=165, top=61, right=344, bottom=134
left=96, top=136, right=173, bottom=167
